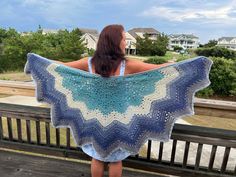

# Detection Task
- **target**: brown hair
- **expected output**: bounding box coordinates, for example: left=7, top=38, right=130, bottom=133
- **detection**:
left=91, top=24, right=126, bottom=77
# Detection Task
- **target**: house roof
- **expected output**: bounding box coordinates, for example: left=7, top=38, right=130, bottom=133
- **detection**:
left=218, top=37, right=236, bottom=41
left=42, top=29, right=60, bottom=34
left=78, top=28, right=99, bottom=35
left=169, top=34, right=198, bottom=39
left=127, top=28, right=160, bottom=38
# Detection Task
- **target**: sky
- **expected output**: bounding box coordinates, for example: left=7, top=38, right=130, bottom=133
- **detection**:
left=0, top=0, right=236, bottom=44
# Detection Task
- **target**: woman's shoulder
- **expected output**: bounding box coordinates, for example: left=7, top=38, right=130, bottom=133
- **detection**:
left=125, top=57, right=161, bottom=74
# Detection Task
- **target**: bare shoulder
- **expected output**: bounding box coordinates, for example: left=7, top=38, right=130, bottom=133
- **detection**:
left=126, top=57, right=162, bottom=74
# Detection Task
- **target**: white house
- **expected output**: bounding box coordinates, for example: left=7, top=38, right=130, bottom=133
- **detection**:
left=128, top=28, right=160, bottom=40
left=39, top=28, right=99, bottom=51
left=217, top=37, right=236, bottom=50
left=126, top=28, right=160, bottom=55
left=168, top=34, right=199, bottom=50
left=125, top=32, right=136, bottom=55
left=42, top=29, right=59, bottom=35
left=80, top=28, right=99, bottom=51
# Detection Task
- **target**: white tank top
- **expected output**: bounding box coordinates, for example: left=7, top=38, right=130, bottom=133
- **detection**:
left=88, top=57, right=126, bottom=76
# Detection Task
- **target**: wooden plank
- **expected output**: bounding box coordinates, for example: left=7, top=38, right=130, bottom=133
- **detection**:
left=0, top=140, right=89, bottom=161
left=124, top=158, right=230, bottom=177
left=56, top=128, right=60, bottom=147
left=147, top=140, right=152, bottom=160
left=173, top=124, right=236, bottom=140
left=208, top=145, right=217, bottom=171
left=195, top=143, right=203, bottom=170
left=158, top=142, right=164, bottom=162
left=36, top=120, right=41, bottom=145
left=0, top=116, right=3, bottom=140
left=171, top=133, right=236, bottom=148
left=194, top=98, right=236, bottom=110
left=0, top=140, right=233, bottom=177
left=45, top=122, right=50, bottom=146
left=0, top=86, right=35, bottom=96
left=66, top=128, right=70, bottom=149
left=170, top=139, right=177, bottom=166
left=194, top=107, right=236, bottom=119
left=220, top=147, right=231, bottom=173
left=182, top=141, right=190, bottom=168
left=0, top=149, right=91, bottom=177
left=26, top=120, right=31, bottom=143
left=16, top=118, right=22, bottom=142
left=0, top=149, right=169, bottom=177
left=7, top=117, right=13, bottom=140
left=0, top=103, right=50, bottom=120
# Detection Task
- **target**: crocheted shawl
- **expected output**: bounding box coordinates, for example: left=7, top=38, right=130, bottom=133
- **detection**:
left=24, top=53, right=212, bottom=158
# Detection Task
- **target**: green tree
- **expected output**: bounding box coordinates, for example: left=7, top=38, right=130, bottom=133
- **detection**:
left=197, top=57, right=236, bottom=97
left=0, top=27, right=87, bottom=72
left=151, top=33, right=169, bottom=56
left=202, top=40, right=218, bottom=48
left=173, top=46, right=183, bottom=51
left=195, top=46, right=236, bottom=59
left=136, top=33, right=168, bottom=56
left=136, top=34, right=153, bottom=56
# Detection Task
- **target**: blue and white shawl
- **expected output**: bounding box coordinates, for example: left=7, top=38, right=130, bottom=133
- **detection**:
left=24, top=53, right=212, bottom=159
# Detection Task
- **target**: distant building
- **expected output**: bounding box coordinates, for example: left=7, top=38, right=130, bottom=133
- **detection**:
left=217, top=37, right=236, bottom=50
left=41, top=28, right=99, bottom=51
left=128, top=28, right=160, bottom=40
left=168, top=34, right=199, bottom=50
left=125, top=32, right=136, bottom=55
left=126, top=28, right=160, bottom=55
left=42, top=29, right=59, bottom=35
left=20, top=32, right=32, bottom=36
left=80, top=28, right=99, bottom=50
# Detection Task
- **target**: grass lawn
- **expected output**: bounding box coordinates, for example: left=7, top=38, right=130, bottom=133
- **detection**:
left=0, top=71, right=31, bottom=81
left=127, top=51, right=196, bottom=62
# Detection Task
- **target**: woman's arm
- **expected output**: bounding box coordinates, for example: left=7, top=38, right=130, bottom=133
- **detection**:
left=127, top=58, right=175, bottom=74
left=52, top=57, right=88, bottom=71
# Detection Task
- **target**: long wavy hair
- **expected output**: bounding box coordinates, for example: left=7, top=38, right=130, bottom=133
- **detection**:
left=91, top=24, right=126, bottom=77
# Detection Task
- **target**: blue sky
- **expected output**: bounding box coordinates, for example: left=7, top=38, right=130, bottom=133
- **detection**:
left=1, top=0, right=236, bottom=44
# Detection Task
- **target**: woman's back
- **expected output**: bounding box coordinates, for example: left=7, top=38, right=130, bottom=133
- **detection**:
left=63, top=57, right=170, bottom=76
left=88, top=57, right=126, bottom=76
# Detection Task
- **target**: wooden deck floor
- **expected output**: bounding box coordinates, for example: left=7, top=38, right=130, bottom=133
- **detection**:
left=0, top=149, right=173, bottom=177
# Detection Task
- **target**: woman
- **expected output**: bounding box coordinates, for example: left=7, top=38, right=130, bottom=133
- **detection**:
left=60, top=24, right=172, bottom=177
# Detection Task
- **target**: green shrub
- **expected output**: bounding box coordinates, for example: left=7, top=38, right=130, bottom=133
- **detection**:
left=144, top=56, right=167, bottom=64
left=196, top=87, right=214, bottom=98
left=0, top=28, right=87, bottom=73
left=173, top=46, right=183, bottom=51
left=198, top=57, right=236, bottom=96
left=136, top=33, right=169, bottom=56
left=195, top=46, right=236, bottom=59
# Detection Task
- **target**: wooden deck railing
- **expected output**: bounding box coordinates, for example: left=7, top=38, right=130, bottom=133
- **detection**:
left=0, top=102, right=235, bottom=177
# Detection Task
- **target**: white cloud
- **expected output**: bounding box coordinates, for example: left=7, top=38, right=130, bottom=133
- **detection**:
left=140, top=0, right=236, bottom=24
left=20, top=0, right=91, bottom=26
